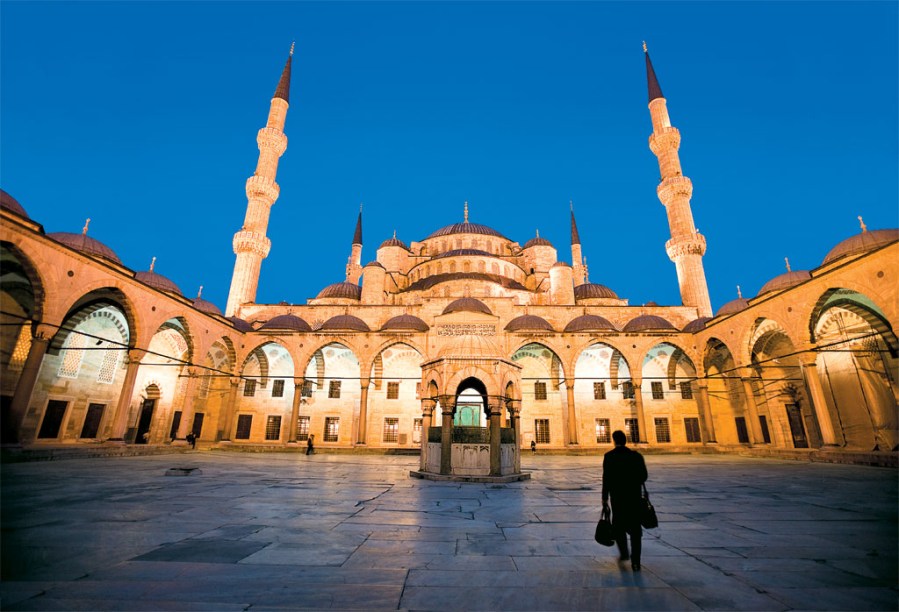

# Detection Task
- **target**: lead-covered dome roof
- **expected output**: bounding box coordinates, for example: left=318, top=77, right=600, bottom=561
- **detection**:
left=563, top=314, right=617, bottom=333
left=427, top=222, right=507, bottom=241
left=716, top=298, right=750, bottom=316
left=505, top=315, right=554, bottom=332
left=758, top=270, right=811, bottom=296
left=49, top=232, right=122, bottom=265
left=822, top=229, right=899, bottom=265
left=0, top=189, right=28, bottom=218
left=321, top=314, right=370, bottom=332
left=227, top=317, right=253, bottom=332
left=192, top=297, right=222, bottom=316
left=135, top=270, right=182, bottom=296
left=623, top=314, right=677, bottom=332
left=316, top=282, right=362, bottom=300
left=381, top=314, right=429, bottom=332
left=442, top=297, right=492, bottom=316
left=682, top=317, right=712, bottom=333
left=574, top=283, right=619, bottom=300
left=523, top=236, right=554, bottom=249
left=434, top=248, right=494, bottom=259
left=379, top=236, right=409, bottom=250
left=260, top=314, right=312, bottom=332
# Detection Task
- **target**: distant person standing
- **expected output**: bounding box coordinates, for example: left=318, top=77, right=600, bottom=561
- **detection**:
left=531, top=440, right=537, bottom=454
left=601, top=430, right=648, bottom=571
left=306, top=434, right=315, bottom=456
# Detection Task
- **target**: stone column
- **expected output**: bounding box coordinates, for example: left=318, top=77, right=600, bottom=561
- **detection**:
left=440, top=398, right=455, bottom=475
left=565, top=377, right=578, bottom=445
left=109, top=348, right=145, bottom=441
left=174, top=368, right=200, bottom=443
left=287, top=381, right=303, bottom=444
left=219, top=377, right=242, bottom=442
left=740, top=375, right=765, bottom=444
left=489, top=402, right=502, bottom=477
left=509, top=400, right=521, bottom=473
left=632, top=376, right=647, bottom=443
left=695, top=381, right=716, bottom=443
left=356, top=378, right=370, bottom=445
left=798, top=354, right=838, bottom=446
left=420, top=399, right=435, bottom=471
left=8, top=323, right=54, bottom=442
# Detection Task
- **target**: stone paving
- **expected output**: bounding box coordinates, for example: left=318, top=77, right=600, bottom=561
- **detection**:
left=1, top=452, right=896, bottom=611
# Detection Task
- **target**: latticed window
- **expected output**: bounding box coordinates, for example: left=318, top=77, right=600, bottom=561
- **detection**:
left=594, top=382, right=606, bottom=400
left=684, top=417, right=701, bottom=443
left=9, top=325, right=31, bottom=371
left=595, top=418, right=611, bottom=443
left=96, top=348, right=119, bottom=384
left=534, top=382, right=547, bottom=401
left=324, top=417, right=339, bottom=442
left=651, top=381, right=664, bottom=400
left=301, top=380, right=313, bottom=397
left=58, top=333, right=86, bottom=379
left=680, top=382, right=694, bottom=400
left=383, top=417, right=399, bottom=442
left=655, top=418, right=671, bottom=443
left=328, top=381, right=341, bottom=399
left=243, top=379, right=256, bottom=397
left=622, top=381, right=635, bottom=400
left=235, top=414, right=252, bottom=439
left=387, top=382, right=400, bottom=400
left=535, top=419, right=550, bottom=444
left=296, top=415, right=310, bottom=441
left=272, top=379, right=285, bottom=398
left=265, top=415, right=281, bottom=440
left=625, top=418, right=639, bottom=443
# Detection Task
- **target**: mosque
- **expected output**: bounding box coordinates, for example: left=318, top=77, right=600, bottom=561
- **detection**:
left=1, top=45, right=896, bottom=473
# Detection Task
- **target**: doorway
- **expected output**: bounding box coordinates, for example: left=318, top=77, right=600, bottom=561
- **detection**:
left=786, top=404, right=808, bottom=448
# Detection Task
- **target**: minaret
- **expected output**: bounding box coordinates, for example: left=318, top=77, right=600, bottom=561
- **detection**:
left=570, top=201, right=586, bottom=285
left=345, top=206, right=363, bottom=284
left=225, top=44, right=294, bottom=317
left=644, top=43, right=712, bottom=317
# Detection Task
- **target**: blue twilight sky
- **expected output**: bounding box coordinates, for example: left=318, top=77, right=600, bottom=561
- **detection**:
left=2, top=1, right=897, bottom=315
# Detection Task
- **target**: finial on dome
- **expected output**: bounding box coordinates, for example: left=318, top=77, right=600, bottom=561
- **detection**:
left=289, top=41, right=295, bottom=56
left=737, top=285, right=742, bottom=299
left=81, top=218, right=91, bottom=235
left=536, top=229, right=540, bottom=238
left=463, top=201, right=469, bottom=223
left=392, top=229, right=397, bottom=239
left=785, top=257, right=791, bottom=272
left=197, top=285, right=204, bottom=299
left=149, top=256, right=156, bottom=272
left=858, top=215, right=867, bottom=233
left=642, top=41, right=648, bottom=53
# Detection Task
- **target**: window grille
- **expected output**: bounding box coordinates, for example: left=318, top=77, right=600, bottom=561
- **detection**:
left=58, top=333, right=85, bottom=379
left=235, top=414, right=252, bottom=439
left=301, top=380, right=313, bottom=397
left=622, top=381, right=635, bottom=399
left=9, top=325, right=31, bottom=371
left=265, top=415, right=281, bottom=440
left=272, top=379, right=285, bottom=398
left=654, top=417, right=671, bottom=443
left=387, top=382, right=399, bottom=400
left=625, top=418, right=639, bottom=443
left=594, top=382, right=606, bottom=400
left=328, top=381, right=341, bottom=399
left=534, top=382, right=547, bottom=401
left=324, top=417, right=339, bottom=442
left=296, top=415, right=310, bottom=441
left=595, top=418, right=611, bottom=443
left=243, top=379, right=256, bottom=397
left=680, top=382, right=694, bottom=399
left=535, top=419, right=550, bottom=444
left=684, top=417, right=701, bottom=443
left=383, top=417, right=399, bottom=442
left=651, top=381, right=664, bottom=400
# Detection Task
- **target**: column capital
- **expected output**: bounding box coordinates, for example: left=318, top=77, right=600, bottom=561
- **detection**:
left=32, top=323, right=57, bottom=341
left=229, top=376, right=242, bottom=387
left=126, top=348, right=144, bottom=364
left=796, top=351, right=820, bottom=368
left=359, top=377, right=371, bottom=389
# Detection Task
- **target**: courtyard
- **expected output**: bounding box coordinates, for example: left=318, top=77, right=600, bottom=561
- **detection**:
left=1, top=452, right=896, bottom=611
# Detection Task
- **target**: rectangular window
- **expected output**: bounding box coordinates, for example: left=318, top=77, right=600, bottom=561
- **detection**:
left=625, top=418, right=639, bottom=444
left=593, top=381, right=606, bottom=400
left=651, top=381, right=664, bottom=400
left=272, top=379, right=285, bottom=398
left=265, top=415, right=282, bottom=440
left=387, top=382, right=400, bottom=400
left=622, top=381, right=635, bottom=399
left=328, top=381, right=341, bottom=399
left=680, top=382, right=694, bottom=400
left=324, top=417, right=339, bottom=442
left=759, top=415, right=771, bottom=444
left=235, top=414, right=253, bottom=439
left=169, top=411, right=182, bottom=440
left=37, top=400, right=68, bottom=439
left=535, top=419, right=550, bottom=444
left=595, top=418, right=611, bottom=443
left=191, top=413, right=205, bottom=438
left=383, top=417, right=399, bottom=442
left=654, top=418, right=671, bottom=443
left=735, top=416, right=750, bottom=443
left=534, top=382, right=547, bottom=401
left=301, top=380, right=313, bottom=397
left=243, top=379, right=256, bottom=397
left=296, top=415, right=310, bottom=441
left=79, top=403, right=105, bottom=438
left=413, top=418, right=423, bottom=444
left=684, top=417, right=701, bottom=443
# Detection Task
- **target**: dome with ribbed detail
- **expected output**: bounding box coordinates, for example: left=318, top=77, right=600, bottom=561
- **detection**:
left=427, top=222, right=507, bottom=240
left=1, top=189, right=28, bottom=218
left=683, top=317, right=712, bottom=333
left=443, top=297, right=492, bottom=316
left=574, top=283, right=619, bottom=300
left=135, top=270, right=182, bottom=296
left=505, top=315, right=554, bottom=332
left=758, top=270, right=811, bottom=296
left=49, top=232, right=122, bottom=264
left=563, top=314, right=617, bottom=333
left=321, top=314, right=370, bottom=332
left=192, top=298, right=222, bottom=316
left=379, top=236, right=409, bottom=250
left=316, top=282, right=362, bottom=300
left=523, top=236, right=554, bottom=249
left=434, top=249, right=494, bottom=259
left=260, top=314, right=312, bottom=332
left=381, top=314, right=429, bottom=332
left=228, top=317, right=253, bottom=332
left=623, top=314, right=677, bottom=332
left=716, top=298, right=750, bottom=316
left=822, top=229, right=899, bottom=264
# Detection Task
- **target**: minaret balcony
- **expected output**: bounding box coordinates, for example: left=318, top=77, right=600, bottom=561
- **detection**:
left=648, top=126, right=680, bottom=155
left=665, top=233, right=706, bottom=260
left=233, top=230, right=272, bottom=258
left=657, top=176, right=693, bottom=203
left=256, top=127, right=288, bottom=156
left=245, top=175, right=280, bottom=203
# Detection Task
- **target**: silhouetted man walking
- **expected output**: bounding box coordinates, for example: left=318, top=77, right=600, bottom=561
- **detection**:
left=602, top=429, right=647, bottom=571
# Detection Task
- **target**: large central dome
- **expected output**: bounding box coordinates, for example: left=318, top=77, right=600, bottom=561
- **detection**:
left=426, top=222, right=508, bottom=240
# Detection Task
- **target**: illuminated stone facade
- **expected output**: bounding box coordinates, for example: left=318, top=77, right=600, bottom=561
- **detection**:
left=1, top=48, right=897, bottom=461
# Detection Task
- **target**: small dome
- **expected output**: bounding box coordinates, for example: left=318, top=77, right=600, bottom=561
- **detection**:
left=381, top=314, right=430, bottom=332
left=563, top=314, right=617, bottom=333
left=320, top=314, right=370, bottom=332
left=434, top=248, right=494, bottom=259
left=364, top=261, right=385, bottom=269
left=316, top=282, right=362, bottom=300
left=443, top=297, right=492, bottom=316
left=260, top=314, right=312, bottom=332
left=135, top=270, right=182, bottom=296
left=822, top=229, right=899, bottom=264
left=228, top=317, right=253, bottom=332
left=682, top=317, right=712, bottom=333
left=427, top=222, right=508, bottom=240
left=758, top=270, right=811, bottom=296
left=192, top=298, right=222, bottom=316
left=574, top=283, right=619, bottom=300
left=49, top=232, right=122, bottom=264
left=438, top=334, right=503, bottom=359
left=716, top=298, right=750, bottom=316
left=523, top=236, right=554, bottom=249
left=1, top=189, right=28, bottom=218
left=623, top=314, right=677, bottom=332
left=379, top=236, right=409, bottom=250
left=505, top=315, right=554, bottom=332
left=551, top=261, right=571, bottom=268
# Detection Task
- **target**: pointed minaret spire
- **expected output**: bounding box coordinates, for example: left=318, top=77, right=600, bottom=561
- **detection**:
left=643, top=41, right=664, bottom=103
left=352, top=204, right=363, bottom=245
left=570, top=201, right=586, bottom=285
left=274, top=43, right=293, bottom=103
left=346, top=206, right=364, bottom=283
left=569, top=201, right=581, bottom=245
